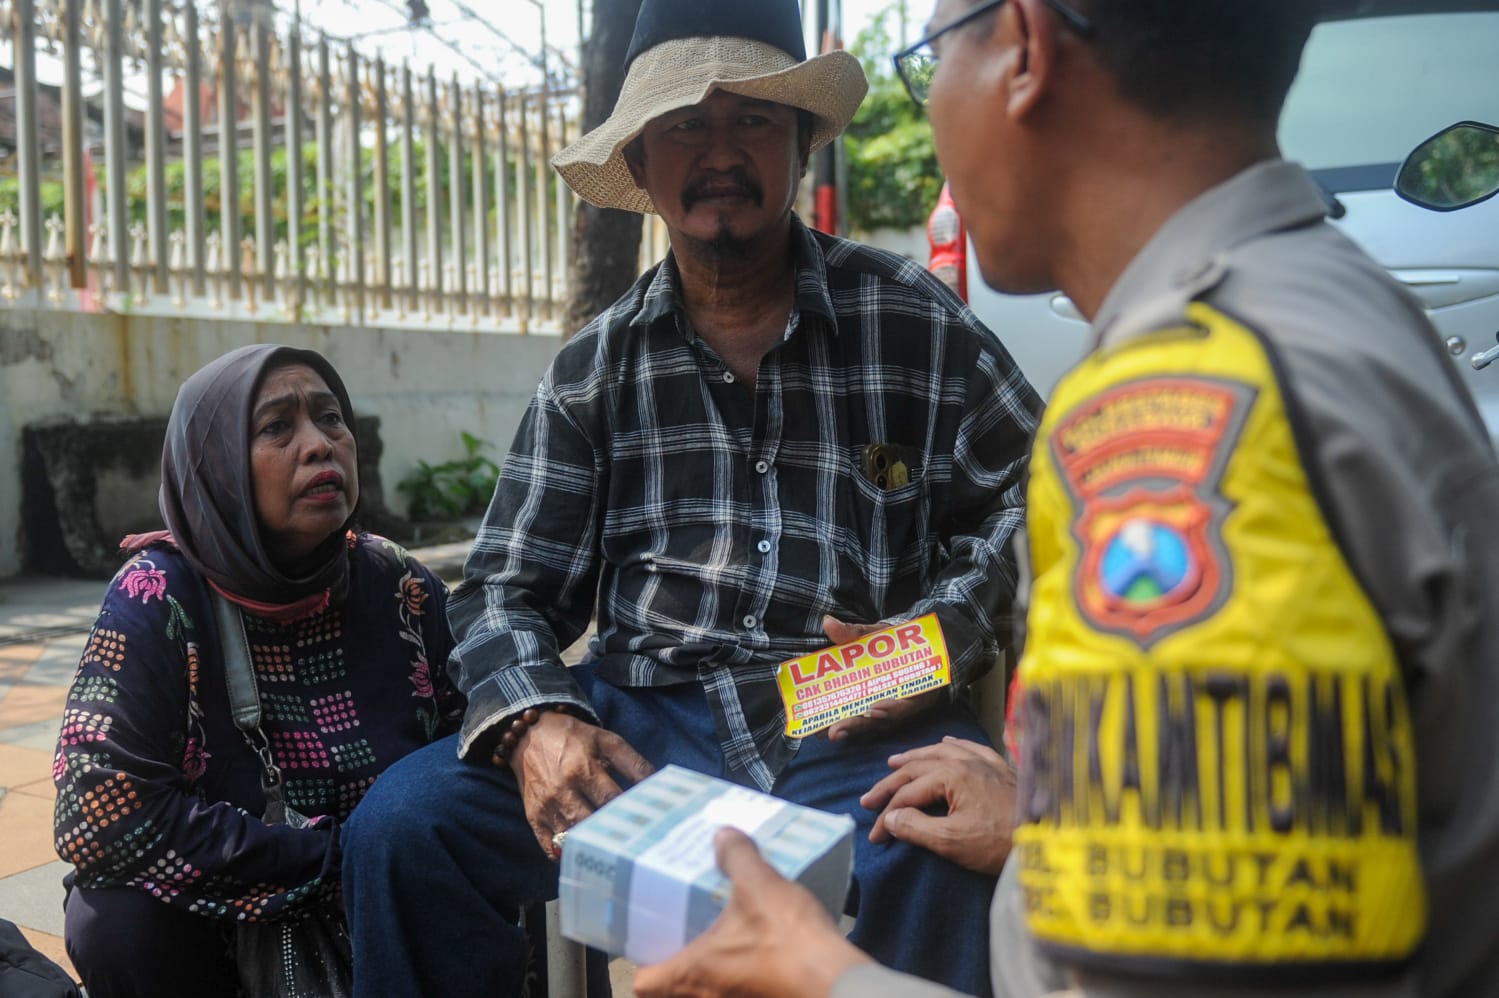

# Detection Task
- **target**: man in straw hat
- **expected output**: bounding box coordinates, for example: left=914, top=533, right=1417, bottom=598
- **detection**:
left=341, top=0, right=1042, bottom=995
left=631, top=0, right=1499, bottom=997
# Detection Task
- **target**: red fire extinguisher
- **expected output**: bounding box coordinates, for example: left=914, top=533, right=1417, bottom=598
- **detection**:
left=926, top=181, right=967, bottom=302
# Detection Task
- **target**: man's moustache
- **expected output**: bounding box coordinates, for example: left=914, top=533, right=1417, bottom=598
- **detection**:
left=682, top=175, right=763, bottom=209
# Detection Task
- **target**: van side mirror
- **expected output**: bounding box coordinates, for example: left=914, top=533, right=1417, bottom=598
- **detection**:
left=1395, top=121, right=1499, bottom=212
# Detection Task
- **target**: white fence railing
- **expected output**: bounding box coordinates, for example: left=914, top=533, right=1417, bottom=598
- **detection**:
left=0, top=0, right=610, bottom=331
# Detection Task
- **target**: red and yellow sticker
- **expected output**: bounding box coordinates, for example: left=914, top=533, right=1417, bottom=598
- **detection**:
left=776, top=614, right=951, bottom=738
left=1050, top=376, right=1250, bottom=648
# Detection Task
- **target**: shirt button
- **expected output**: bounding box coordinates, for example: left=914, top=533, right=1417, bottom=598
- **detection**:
left=742, top=614, right=757, bottom=629
left=756, top=539, right=772, bottom=554
left=723, top=371, right=736, bottom=384
left=754, top=460, right=770, bottom=474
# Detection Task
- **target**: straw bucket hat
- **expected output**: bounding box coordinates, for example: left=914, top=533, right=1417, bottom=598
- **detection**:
left=553, top=0, right=869, bottom=215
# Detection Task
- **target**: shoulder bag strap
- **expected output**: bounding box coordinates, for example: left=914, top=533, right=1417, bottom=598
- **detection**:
left=212, top=591, right=261, bottom=731
left=210, top=592, right=288, bottom=819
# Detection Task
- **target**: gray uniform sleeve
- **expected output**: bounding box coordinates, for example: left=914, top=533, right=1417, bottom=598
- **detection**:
left=1270, top=326, right=1499, bottom=997
left=1216, top=233, right=1495, bottom=697
left=831, top=963, right=974, bottom=998
left=990, top=860, right=1073, bottom=998
left=1274, top=334, right=1487, bottom=690
left=1215, top=232, right=1499, bottom=996
left=829, top=862, right=1073, bottom=998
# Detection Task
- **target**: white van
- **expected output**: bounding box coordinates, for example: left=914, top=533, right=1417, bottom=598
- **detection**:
left=956, top=2, right=1499, bottom=443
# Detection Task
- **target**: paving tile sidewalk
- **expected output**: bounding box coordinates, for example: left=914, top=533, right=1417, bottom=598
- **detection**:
left=0, top=574, right=109, bottom=979
left=0, top=550, right=634, bottom=994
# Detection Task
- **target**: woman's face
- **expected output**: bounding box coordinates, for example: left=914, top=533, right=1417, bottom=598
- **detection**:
left=250, top=363, right=358, bottom=567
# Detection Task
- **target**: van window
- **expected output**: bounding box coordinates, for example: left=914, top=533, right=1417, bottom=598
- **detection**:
left=1281, top=12, right=1499, bottom=188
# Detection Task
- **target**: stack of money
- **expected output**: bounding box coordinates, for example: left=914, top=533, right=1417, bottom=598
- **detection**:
left=559, top=765, right=855, bottom=964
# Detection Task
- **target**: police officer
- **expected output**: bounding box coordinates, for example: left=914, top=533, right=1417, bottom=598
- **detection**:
left=633, top=1, right=1499, bottom=997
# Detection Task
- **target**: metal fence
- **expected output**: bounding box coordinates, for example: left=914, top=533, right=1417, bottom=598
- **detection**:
left=0, top=0, right=605, bottom=331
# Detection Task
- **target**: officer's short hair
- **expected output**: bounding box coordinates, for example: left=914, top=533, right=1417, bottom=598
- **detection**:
left=1057, top=0, right=1319, bottom=126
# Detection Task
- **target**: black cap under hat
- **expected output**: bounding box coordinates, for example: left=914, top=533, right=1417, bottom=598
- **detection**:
left=625, top=0, right=809, bottom=71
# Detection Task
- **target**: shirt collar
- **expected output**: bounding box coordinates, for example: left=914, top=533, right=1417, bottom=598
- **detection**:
left=1093, top=159, right=1330, bottom=343
left=628, top=213, right=840, bottom=335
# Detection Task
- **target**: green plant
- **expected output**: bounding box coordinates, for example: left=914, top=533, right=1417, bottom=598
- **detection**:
left=397, top=431, right=502, bottom=522
left=845, top=5, right=944, bottom=231
left=0, top=175, right=66, bottom=221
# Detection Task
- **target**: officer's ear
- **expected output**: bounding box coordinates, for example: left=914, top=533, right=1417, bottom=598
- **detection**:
left=1005, top=0, right=1061, bottom=123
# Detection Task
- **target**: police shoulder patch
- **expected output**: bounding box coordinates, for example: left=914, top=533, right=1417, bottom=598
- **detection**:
left=1050, top=375, right=1254, bottom=646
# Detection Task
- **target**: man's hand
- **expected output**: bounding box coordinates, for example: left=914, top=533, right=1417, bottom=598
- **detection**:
left=861, top=736, right=1018, bottom=875
left=634, top=828, right=873, bottom=998
left=821, top=616, right=943, bottom=742
left=508, top=711, right=655, bottom=859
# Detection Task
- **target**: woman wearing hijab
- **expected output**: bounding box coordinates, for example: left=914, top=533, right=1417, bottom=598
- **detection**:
left=52, top=344, right=464, bottom=996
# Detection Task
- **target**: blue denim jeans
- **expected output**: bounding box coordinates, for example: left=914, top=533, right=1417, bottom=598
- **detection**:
left=344, top=664, right=997, bottom=998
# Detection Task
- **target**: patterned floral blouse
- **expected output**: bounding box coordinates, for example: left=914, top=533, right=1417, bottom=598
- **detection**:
left=53, top=533, right=464, bottom=921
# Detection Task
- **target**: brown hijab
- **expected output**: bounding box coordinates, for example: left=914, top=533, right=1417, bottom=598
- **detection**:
left=152, top=344, right=359, bottom=615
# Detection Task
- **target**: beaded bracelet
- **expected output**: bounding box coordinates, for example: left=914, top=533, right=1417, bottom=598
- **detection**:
left=490, top=705, right=578, bottom=768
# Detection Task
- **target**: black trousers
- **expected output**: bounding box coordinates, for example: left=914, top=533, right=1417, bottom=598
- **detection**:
left=65, top=885, right=239, bottom=998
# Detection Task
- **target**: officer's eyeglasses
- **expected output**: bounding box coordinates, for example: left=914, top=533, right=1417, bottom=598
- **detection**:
left=892, top=0, right=1094, bottom=108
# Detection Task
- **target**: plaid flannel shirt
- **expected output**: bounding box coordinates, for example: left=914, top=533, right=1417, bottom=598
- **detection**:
left=448, top=216, right=1042, bottom=789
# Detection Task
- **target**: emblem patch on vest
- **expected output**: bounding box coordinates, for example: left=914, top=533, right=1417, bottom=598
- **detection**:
left=1051, top=376, right=1254, bottom=646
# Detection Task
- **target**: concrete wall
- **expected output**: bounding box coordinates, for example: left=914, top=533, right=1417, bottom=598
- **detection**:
left=0, top=308, right=562, bottom=578
left=853, top=226, right=929, bottom=264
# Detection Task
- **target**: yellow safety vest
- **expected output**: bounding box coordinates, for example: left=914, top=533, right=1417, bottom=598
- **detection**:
left=1013, top=303, right=1426, bottom=977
